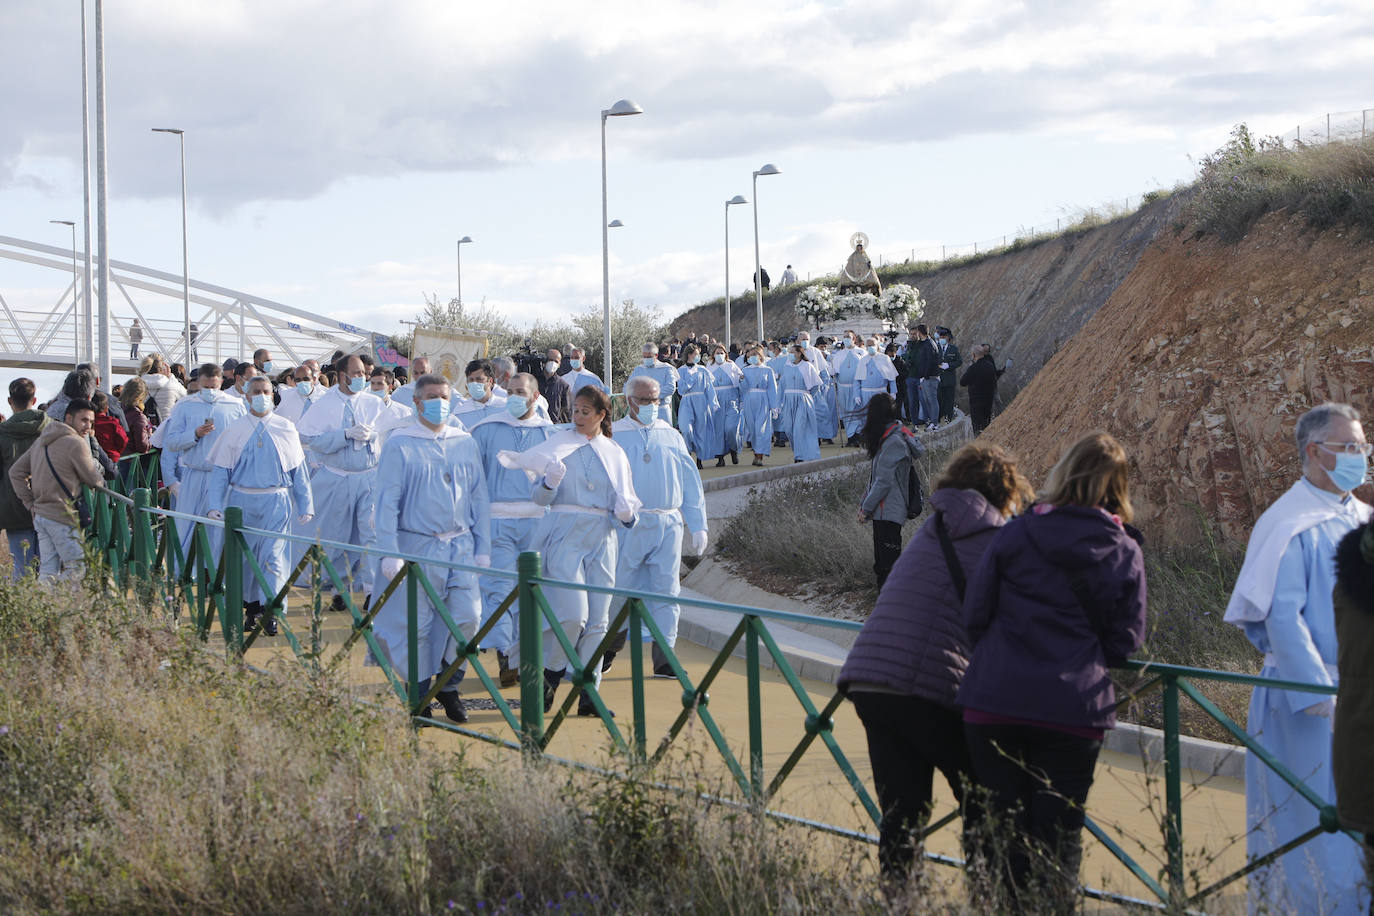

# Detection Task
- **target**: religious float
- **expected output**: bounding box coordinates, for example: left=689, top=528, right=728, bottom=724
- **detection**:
left=794, top=232, right=926, bottom=339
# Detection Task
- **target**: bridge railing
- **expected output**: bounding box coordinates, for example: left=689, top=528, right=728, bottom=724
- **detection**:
left=81, top=484, right=1357, bottom=910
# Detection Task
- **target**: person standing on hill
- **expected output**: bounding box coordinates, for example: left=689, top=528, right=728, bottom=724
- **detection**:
left=905, top=325, right=940, bottom=430
left=1224, top=402, right=1372, bottom=916
left=960, top=344, right=1008, bottom=434
left=780, top=264, right=797, bottom=286
left=934, top=327, right=962, bottom=424
left=0, top=378, right=50, bottom=577
left=855, top=393, right=923, bottom=587
left=8, top=398, right=104, bottom=579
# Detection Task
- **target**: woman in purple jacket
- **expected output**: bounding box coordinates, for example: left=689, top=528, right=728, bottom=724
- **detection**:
left=956, top=431, right=1147, bottom=913
left=839, top=441, right=1034, bottom=881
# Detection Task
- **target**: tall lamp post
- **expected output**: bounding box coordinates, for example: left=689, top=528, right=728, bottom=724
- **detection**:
left=456, top=235, right=472, bottom=306
left=50, top=220, right=79, bottom=367
left=723, top=195, right=747, bottom=350
left=152, top=128, right=190, bottom=365
left=751, top=164, right=780, bottom=341
left=94, top=0, right=110, bottom=384
left=600, top=98, right=642, bottom=389
left=79, top=0, right=94, bottom=363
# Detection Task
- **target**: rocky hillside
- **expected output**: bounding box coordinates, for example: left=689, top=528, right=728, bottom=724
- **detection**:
left=985, top=211, right=1374, bottom=546
left=668, top=196, right=1187, bottom=404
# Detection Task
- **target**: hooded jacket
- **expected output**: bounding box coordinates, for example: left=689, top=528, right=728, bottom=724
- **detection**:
left=859, top=423, right=925, bottom=523
left=1334, top=523, right=1374, bottom=832
left=955, top=504, right=1147, bottom=730
left=840, top=488, right=1007, bottom=706
left=0, top=408, right=51, bottom=529
left=8, top=421, right=104, bottom=527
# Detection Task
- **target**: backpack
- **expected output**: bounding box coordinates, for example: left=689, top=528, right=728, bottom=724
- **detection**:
left=906, top=460, right=924, bottom=519
left=142, top=398, right=160, bottom=428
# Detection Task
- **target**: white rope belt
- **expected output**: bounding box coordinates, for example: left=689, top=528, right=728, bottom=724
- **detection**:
left=230, top=484, right=286, bottom=495
left=549, top=504, right=609, bottom=516
left=639, top=508, right=680, bottom=517
left=681, top=391, right=706, bottom=398
left=401, top=525, right=468, bottom=542
left=490, top=502, right=545, bottom=519
left=1263, top=654, right=1339, bottom=679
left=322, top=465, right=374, bottom=477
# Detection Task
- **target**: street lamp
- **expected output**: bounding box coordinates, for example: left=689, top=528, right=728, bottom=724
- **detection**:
left=600, top=98, right=642, bottom=389
left=607, top=219, right=624, bottom=228
left=50, top=220, right=78, bottom=367
left=723, top=195, right=747, bottom=350
left=152, top=127, right=190, bottom=366
left=751, top=164, right=780, bottom=341
left=456, top=236, right=472, bottom=307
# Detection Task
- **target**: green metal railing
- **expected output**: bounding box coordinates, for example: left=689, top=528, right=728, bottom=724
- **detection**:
left=80, top=483, right=1359, bottom=911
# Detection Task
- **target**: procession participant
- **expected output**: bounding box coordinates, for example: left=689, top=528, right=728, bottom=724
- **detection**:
left=907, top=324, right=941, bottom=429
left=453, top=359, right=508, bottom=427
left=469, top=372, right=555, bottom=684
left=161, top=363, right=247, bottom=558
left=779, top=344, right=823, bottom=462
left=205, top=377, right=313, bottom=636
left=391, top=356, right=430, bottom=406
left=564, top=348, right=609, bottom=396
left=612, top=376, right=708, bottom=676
left=373, top=373, right=491, bottom=725
left=960, top=344, right=1007, bottom=434
left=740, top=345, right=781, bottom=466
left=295, top=355, right=386, bottom=612
left=371, top=367, right=418, bottom=442
left=674, top=344, right=719, bottom=469
left=497, top=387, right=639, bottom=716
left=766, top=342, right=792, bottom=448
left=627, top=342, right=679, bottom=425
left=278, top=363, right=327, bottom=423
left=834, top=332, right=866, bottom=441
left=796, top=331, right=837, bottom=444
left=538, top=349, right=574, bottom=424
left=1224, top=403, right=1372, bottom=915
left=151, top=375, right=194, bottom=508
left=229, top=361, right=258, bottom=402
left=853, top=336, right=900, bottom=426
left=934, top=327, right=963, bottom=424
left=814, top=336, right=840, bottom=443
left=707, top=343, right=743, bottom=466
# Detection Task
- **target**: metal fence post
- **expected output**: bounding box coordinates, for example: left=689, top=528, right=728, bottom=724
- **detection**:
left=406, top=565, right=421, bottom=715
left=517, top=550, right=545, bottom=751
left=131, top=487, right=151, bottom=581
left=745, top=616, right=764, bottom=800
left=1163, top=673, right=1185, bottom=906
left=223, top=506, right=244, bottom=656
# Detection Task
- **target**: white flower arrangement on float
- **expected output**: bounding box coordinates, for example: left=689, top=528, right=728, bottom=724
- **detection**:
left=834, top=292, right=879, bottom=320
left=874, top=284, right=925, bottom=324
left=794, top=284, right=836, bottom=328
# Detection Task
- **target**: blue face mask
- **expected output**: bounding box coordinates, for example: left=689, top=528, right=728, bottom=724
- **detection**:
left=416, top=397, right=450, bottom=425
left=467, top=381, right=488, bottom=401
left=261, top=360, right=275, bottom=375
left=569, top=358, right=582, bottom=370
left=506, top=394, right=529, bottom=417
left=295, top=381, right=312, bottom=397
left=748, top=355, right=761, bottom=365
left=1322, top=449, right=1369, bottom=492
left=250, top=394, right=272, bottom=415
left=348, top=376, right=366, bottom=393
left=198, top=388, right=216, bottom=402
left=867, top=345, right=877, bottom=354
left=789, top=355, right=800, bottom=364
left=637, top=403, right=659, bottom=424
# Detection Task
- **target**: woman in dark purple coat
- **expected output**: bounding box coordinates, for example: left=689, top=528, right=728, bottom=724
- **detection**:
left=839, top=442, right=1034, bottom=881
left=956, top=431, right=1147, bottom=913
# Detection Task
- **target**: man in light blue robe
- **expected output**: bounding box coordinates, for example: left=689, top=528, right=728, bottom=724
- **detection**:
left=611, top=377, right=708, bottom=675
left=796, top=332, right=836, bottom=443
left=373, top=374, right=491, bottom=724
left=674, top=345, right=719, bottom=465
left=452, top=359, right=508, bottom=429
left=160, top=363, right=247, bottom=564
left=564, top=348, right=609, bottom=397
left=1226, top=403, right=1373, bottom=916
left=205, top=377, right=313, bottom=636
left=295, top=355, right=386, bottom=610
left=779, top=348, right=822, bottom=462
left=627, top=342, right=679, bottom=426
left=469, top=373, right=555, bottom=678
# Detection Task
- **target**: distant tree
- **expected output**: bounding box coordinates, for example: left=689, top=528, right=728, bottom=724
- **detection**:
left=571, top=299, right=668, bottom=394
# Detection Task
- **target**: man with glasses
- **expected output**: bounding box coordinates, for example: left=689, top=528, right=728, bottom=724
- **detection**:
left=1225, top=402, right=1373, bottom=915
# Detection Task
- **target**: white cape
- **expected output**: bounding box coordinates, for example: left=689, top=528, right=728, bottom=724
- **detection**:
left=855, top=353, right=899, bottom=383
left=208, top=412, right=306, bottom=471
left=497, top=428, right=641, bottom=521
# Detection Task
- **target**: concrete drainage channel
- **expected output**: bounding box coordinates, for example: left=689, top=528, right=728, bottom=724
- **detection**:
left=680, top=413, right=1246, bottom=781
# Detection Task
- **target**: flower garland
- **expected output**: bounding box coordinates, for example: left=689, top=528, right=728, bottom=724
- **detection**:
left=874, top=284, right=925, bottom=324
left=794, top=285, right=836, bottom=328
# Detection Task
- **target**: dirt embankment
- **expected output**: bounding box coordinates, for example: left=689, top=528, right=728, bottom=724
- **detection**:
left=668, top=196, right=1186, bottom=404
left=986, top=212, right=1374, bottom=547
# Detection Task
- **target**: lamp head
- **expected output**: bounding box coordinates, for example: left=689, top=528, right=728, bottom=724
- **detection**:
left=608, top=219, right=624, bottom=228
left=151, top=127, right=184, bottom=135
left=754, top=163, right=780, bottom=177
left=50, top=220, right=75, bottom=227
left=458, top=236, right=473, bottom=244
left=727, top=195, right=747, bottom=206
left=604, top=99, right=643, bottom=117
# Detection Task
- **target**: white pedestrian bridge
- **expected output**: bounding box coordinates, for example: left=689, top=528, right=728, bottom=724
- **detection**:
left=0, top=234, right=380, bottom=373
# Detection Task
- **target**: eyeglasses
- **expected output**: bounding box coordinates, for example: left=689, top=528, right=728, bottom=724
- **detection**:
left=1319, top=441, right=1374, bottom=456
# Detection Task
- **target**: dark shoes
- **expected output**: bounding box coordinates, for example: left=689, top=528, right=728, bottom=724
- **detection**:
left=261, top=608, right=279, bottom=637
left=695, top=457, right=703, bottom=470
left=543, top=668, right=565, bottom=713
left=578, top=695, right=615, bottom=718
left=497, top=652, right=519, bottom=688
left=730, top=450, right=739, bottom=464
left=329, top=593, right=348, bottom=614
left=435, top=691, right=468, bottom=724
left=651, top=642, right=675, bottom=678
left=600, top=650, right=617, bottom=673
left=715, top=456, right=726, bottom=468
left=243, top=601, right=262, bottom=633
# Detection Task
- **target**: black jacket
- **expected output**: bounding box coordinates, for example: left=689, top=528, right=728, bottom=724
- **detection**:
left=960, top=355, right=1003, bottom=400
left=538, top=373, right=573, bottom=424
left=907, top=338, right=939, bottom=379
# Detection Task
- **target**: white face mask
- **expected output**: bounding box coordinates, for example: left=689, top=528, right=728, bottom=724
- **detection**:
left=545, top=361, right=560, bottom=376
left=642, top=356, right=655, bottom=367
left=713, top=354, right=725, bottom=364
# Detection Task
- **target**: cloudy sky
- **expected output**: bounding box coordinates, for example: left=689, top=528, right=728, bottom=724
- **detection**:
left=2, top=0, right=1371, bottom=357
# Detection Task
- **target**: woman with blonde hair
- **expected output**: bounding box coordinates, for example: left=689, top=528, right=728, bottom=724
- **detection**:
left=956, top=431, right=1147, bottom=912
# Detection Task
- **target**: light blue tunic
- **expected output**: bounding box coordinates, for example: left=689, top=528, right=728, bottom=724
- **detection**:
left=1239, top=480, right=1368, bottom=916
left=300, top=395, right=380, bottom=594
left=779, top=362, right=821, bottom=462
left=740, top=366, right=780, bottom=455
left=627, top=362, right=679, bottom=423
left=613, top=420, right=707, bottom=646
left=206, top=418, right=313, bottom=606
left=161, top=392, right=247, bottom=564
left=810, top=355, right=837, bottom=440
left=835, top=352, right=864, bottom=437
left=708, top=363, right=743, bottom=456
left=566, top=369, right=608, bottom=397
left=470, top=418, right=556, bottom=653
left=371, top=429, right=491, bottom=686
left=675, top=364, right=719, bottom=459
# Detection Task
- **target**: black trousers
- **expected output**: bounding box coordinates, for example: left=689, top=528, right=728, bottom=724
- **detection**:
left=937, top=384, right=956, bottom=422
left=969, top=396, right=994, bottom=433
left=851, top=692, right=979, bottom=880
left=964, top=722, right=1101, bottom=914
left=871, top=520, right=903, bottom=588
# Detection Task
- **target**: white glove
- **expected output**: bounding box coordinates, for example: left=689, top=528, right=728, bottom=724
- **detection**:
left=543, top=457, right=566, bottom=488
left=1004, top=357, right=1013, bottom=368
left=474, top=554, right=491, bottom=568
left=207, top=509, right=224, bottom=520
left=297, top=514, right=314, bottom=525
left=168, top=481, right=181, bottom=498
left=615, top=506, right=636, bottom=525
left=770, top=408, right=780, bottom=420
left=346, top=424, right=375, bottom=442
left=381, top=557, right=405, bottom=580
left=1304, top=698, right=1336, bottom=718
left=690, top=530, right=708, bottom=556
left=939, top=362, right=950, bottom=370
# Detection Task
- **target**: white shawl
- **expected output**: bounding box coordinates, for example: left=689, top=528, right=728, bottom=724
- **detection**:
left=1224, top=478, right=1373, bottom=623
left=787, top=359, right=823, bottom=389
left=208, top=412, right=306, bottom=471
left=294, top=387, right=386, bottom=437
left=498, top=428, right=641, bottom=521
left=855, top=353, right=898, bottom=383
left=470, top=411, right=554, bottom=431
